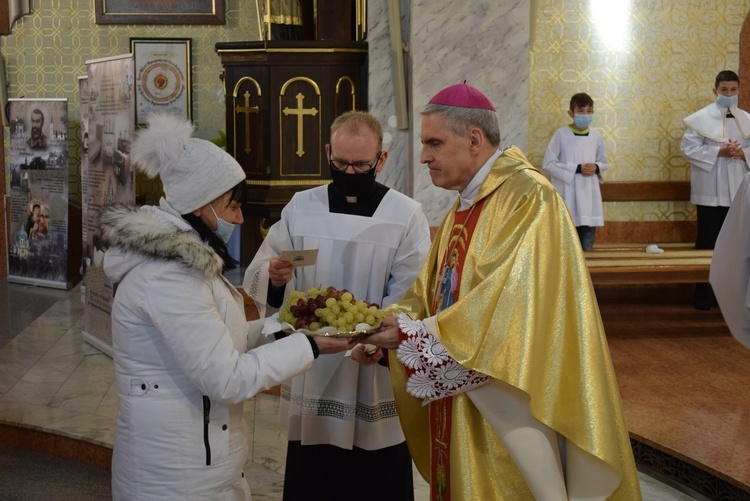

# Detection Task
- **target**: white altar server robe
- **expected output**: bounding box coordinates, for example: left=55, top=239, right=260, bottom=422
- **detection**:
left=243, top=184, right=431, bottom=450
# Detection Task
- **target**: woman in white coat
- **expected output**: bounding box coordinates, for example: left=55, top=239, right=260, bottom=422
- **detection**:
left=100, top=114, right=354, bottom=500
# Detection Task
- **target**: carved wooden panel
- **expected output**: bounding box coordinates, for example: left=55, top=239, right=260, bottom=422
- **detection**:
left=216, top=40, right=368, bottom=264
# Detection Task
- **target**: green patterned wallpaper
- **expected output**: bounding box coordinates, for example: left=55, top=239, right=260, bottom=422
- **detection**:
left=530, top=0, right=750, bottom=221
left=4, top=1, right=750, bottom=221
left=1, top=0, right=261, bottom=206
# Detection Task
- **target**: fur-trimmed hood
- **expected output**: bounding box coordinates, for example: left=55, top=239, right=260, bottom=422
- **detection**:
left=99, top=204, right=224, bottom=282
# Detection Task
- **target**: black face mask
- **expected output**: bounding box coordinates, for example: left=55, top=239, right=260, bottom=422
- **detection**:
left=329, top=165, right=377, bottom=197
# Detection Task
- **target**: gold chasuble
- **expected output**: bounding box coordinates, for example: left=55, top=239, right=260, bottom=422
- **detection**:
left=387, top=146, right=641, bottom=500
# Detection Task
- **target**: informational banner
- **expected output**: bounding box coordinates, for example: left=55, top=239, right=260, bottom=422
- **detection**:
left=81, top=54, right=135, bottom=355
left=6, top=98, right=69, bottom=289
left=79, top=76, right=90, bottom=286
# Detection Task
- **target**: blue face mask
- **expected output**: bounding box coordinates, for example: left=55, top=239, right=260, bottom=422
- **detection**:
left=209, top=204, right=235, bottom=244
left=573, top=114, right=593, bottom=129
left=717, top=94, right=739, bottom=108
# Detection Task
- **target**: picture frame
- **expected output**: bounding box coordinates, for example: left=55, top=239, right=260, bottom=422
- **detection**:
left=130, top=38, right=192, bottom=126
left=96, top=0, right=225, bottom=25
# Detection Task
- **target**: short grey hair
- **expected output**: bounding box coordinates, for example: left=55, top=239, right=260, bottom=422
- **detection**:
left=421, top=103, right=501, bottom=147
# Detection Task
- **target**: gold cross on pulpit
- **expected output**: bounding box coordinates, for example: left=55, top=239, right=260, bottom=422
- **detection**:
left=283, top=93, right=318, bottom=157
left=235, top=91, right=260, bottom=154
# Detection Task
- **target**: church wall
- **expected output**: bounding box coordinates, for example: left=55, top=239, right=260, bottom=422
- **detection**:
left=0, top=0, right=262, bottom=207
left=2, top=0, right=749, bottom=226
left=367, top=0, right=410, bottom=195
left=529, top=0, right=750, bottom=223
left=408, top=0, right=531, bottom=225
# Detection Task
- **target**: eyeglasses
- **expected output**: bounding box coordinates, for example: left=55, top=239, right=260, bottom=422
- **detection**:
left=329, top=151, right=382, bottom=174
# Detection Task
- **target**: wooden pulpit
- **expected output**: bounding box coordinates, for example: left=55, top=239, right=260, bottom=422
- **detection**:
left=215, top=40, right=368, bottom=265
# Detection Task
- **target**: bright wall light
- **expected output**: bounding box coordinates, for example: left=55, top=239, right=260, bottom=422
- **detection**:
left=590, top=0, right=632, bottom=51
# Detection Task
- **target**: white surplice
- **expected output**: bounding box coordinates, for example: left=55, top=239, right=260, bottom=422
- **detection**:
left=243, top=184, right=431, bottom=450
left=682, top=102, right=750, bottom=206
left=710, top=172, right=750, bottom=348
left=542, top=126, right=609, bottom=227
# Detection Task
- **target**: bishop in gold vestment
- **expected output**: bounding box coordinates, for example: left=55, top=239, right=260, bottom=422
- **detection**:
left=363, top=83, right=641, bottom=500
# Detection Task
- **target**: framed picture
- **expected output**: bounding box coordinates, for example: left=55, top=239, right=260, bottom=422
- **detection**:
left=130, top=38, right=192, bottom=126
left=96, top=0, right=225, bottom=25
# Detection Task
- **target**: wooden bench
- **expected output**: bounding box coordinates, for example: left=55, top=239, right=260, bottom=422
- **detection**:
left=584, top=181, right=712, bottom=286
left=585, top=243, right=712, bottom=285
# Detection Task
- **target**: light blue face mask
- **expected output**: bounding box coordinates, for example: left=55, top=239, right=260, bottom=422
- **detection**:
left=209, top=204, right=235, bottom=244
left=716, top=94, right=739, bottom=108
left=573, top=114, right=593, bottom=129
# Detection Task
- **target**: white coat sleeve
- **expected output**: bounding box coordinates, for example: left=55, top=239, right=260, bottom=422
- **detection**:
left=681, top=126, right=720, bottom=172
left=542, top=129, right=577, bottom=185
left=144, top=269, right=314, bottom=404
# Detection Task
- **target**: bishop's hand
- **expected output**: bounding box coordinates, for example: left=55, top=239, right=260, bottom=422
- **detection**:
left=360, top=316, right=400, bottom=350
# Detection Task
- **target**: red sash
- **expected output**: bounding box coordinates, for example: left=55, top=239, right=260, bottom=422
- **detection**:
left=428, top=200, right=484, bottom=500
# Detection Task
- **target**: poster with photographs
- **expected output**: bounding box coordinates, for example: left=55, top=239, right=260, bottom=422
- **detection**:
left=7, top=98, right=69, bottom=289
left=79, top=76, right=91, bottom=286
left=81, top=54, right=135, bottom=355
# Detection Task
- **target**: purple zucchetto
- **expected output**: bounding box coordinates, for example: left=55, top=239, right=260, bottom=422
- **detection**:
left=428, top=82, right=496, bottom=111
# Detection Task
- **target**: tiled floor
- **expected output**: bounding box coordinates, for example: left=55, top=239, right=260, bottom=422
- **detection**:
left=0, top=279, right=705, bottom=499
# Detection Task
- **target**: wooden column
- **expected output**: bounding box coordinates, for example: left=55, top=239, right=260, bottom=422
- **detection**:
left=740, top=9, right=750, bottom=111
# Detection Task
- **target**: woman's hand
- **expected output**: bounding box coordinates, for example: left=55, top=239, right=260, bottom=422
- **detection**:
left=313, top=336, right=358, bottom=355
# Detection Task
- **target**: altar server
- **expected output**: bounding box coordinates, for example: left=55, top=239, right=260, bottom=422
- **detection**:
left=244, top=110, right=431, bottom=500
left=543, top=92, right=609, bottom=250
left=681, top=70, right=750, bottom=309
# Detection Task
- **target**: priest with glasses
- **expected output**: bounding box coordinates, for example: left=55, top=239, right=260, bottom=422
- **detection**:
left=244, top=110, right=431, bottom=500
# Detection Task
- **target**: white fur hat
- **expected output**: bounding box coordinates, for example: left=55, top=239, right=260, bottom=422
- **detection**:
left=131, top=113, right=246, bottom=215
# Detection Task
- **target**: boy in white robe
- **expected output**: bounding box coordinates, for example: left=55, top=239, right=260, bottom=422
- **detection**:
left=681, top=70, right=750, bottom=309
left=543, top=92, right=609, bottom=250
left=243, top=111, right=431, bottom=500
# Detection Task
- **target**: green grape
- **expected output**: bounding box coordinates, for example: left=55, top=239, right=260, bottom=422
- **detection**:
left=280, top=286, right=384, bottom=332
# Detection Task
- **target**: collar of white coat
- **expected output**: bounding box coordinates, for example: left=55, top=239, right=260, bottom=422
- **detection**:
left=458, top=148, right=503, bottom=210
left=683, top=102, right=750, bottom=142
